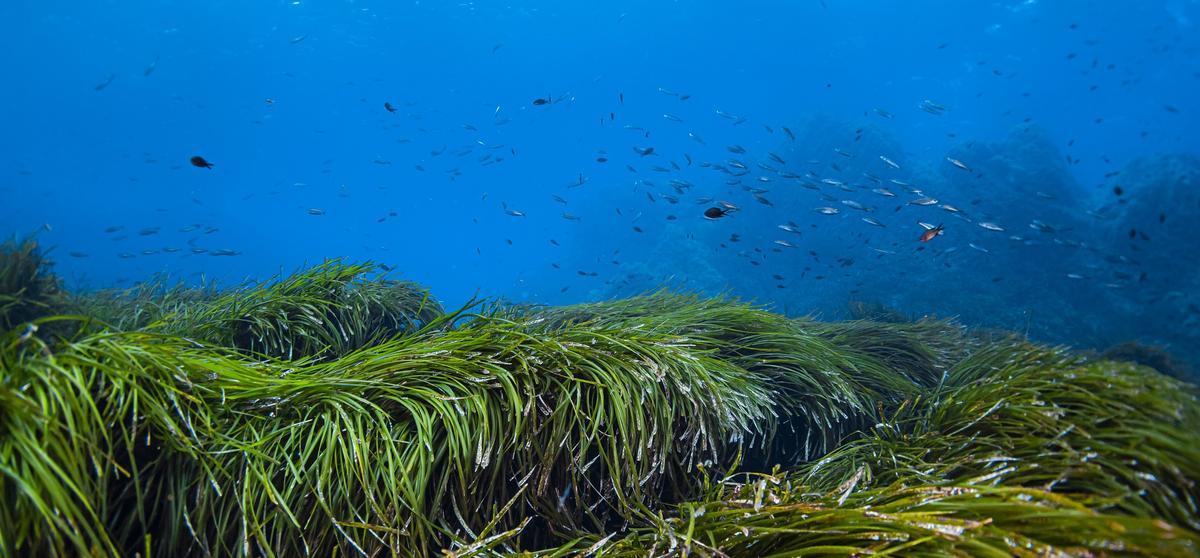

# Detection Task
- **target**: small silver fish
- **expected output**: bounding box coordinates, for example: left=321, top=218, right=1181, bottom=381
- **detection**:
left=17, top=323, right=38, bottom=343
left=946, top=157, right=972, bottom=171
left=1029, top=220, right=1055, bottom=232
left=920, top=99, right=946, bottom=114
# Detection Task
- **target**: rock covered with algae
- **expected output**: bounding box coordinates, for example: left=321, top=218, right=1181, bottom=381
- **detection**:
left=1, top=245, right=1198, bottom=557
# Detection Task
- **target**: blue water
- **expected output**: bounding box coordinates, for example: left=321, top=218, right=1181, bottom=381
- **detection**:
left=2, top=1, right=1198, bottom=367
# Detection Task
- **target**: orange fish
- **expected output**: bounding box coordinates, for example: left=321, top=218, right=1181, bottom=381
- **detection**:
left=919, top=223, right=944, bottom=242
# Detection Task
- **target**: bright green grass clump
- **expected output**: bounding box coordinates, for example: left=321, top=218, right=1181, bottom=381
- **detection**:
left=547, top=346, right=1200, bottom=557
left=72, top=260, right=444, bottom=360
left=1, top=247, right=1197, bottom=557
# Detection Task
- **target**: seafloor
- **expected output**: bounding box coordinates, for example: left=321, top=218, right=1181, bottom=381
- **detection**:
left=2, top=238, right=1198, bottom=557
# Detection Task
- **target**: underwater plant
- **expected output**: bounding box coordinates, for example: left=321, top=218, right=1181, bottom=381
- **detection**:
left=528, top=348, right=1200, bottom=557
left=75, top=260, right=445, bottom=360
left=161, top=259, right=443, bottom=359
left=845, top=300, right=909, bottom=323
left=1, top=254, right=1198, bottom=557
left=1102, top=340, right=1193, bottom=381
left=0, top=236, right=63, bottom=331
left=64, top=273, right=220, bottom=332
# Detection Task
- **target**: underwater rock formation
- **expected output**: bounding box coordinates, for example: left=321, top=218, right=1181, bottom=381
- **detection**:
left=1100, top=153, right=1200, bottom=269
left=2, top=245, right=1198, bottom=557
left=601, top=222, right=730, bottom=300
left=942, top=125, right=1081, bottom=209
left=1088, top=153, right=1200, bottom=370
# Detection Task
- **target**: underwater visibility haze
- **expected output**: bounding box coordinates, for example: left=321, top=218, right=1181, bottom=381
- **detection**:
left=2, top=1, right=1200, bottom=556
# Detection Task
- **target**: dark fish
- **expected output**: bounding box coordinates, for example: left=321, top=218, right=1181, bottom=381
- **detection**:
left=633, top=146, right=655, bottom=156
left=704, top=207, right=731, bottom=220
left=384, top=102, right=397, bottom=113
left=94, top=74, right=116, bottom=91
left=532, top=94, right=552, bottom=106
left=190, top=156, right=213, bottom=169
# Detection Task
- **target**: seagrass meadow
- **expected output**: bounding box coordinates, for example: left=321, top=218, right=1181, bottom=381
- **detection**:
left=2, top=236, right=1199, bottom=557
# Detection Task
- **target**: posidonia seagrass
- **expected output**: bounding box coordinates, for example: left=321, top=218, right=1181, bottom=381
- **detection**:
left=2, top=244, right=1197, bottom=557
